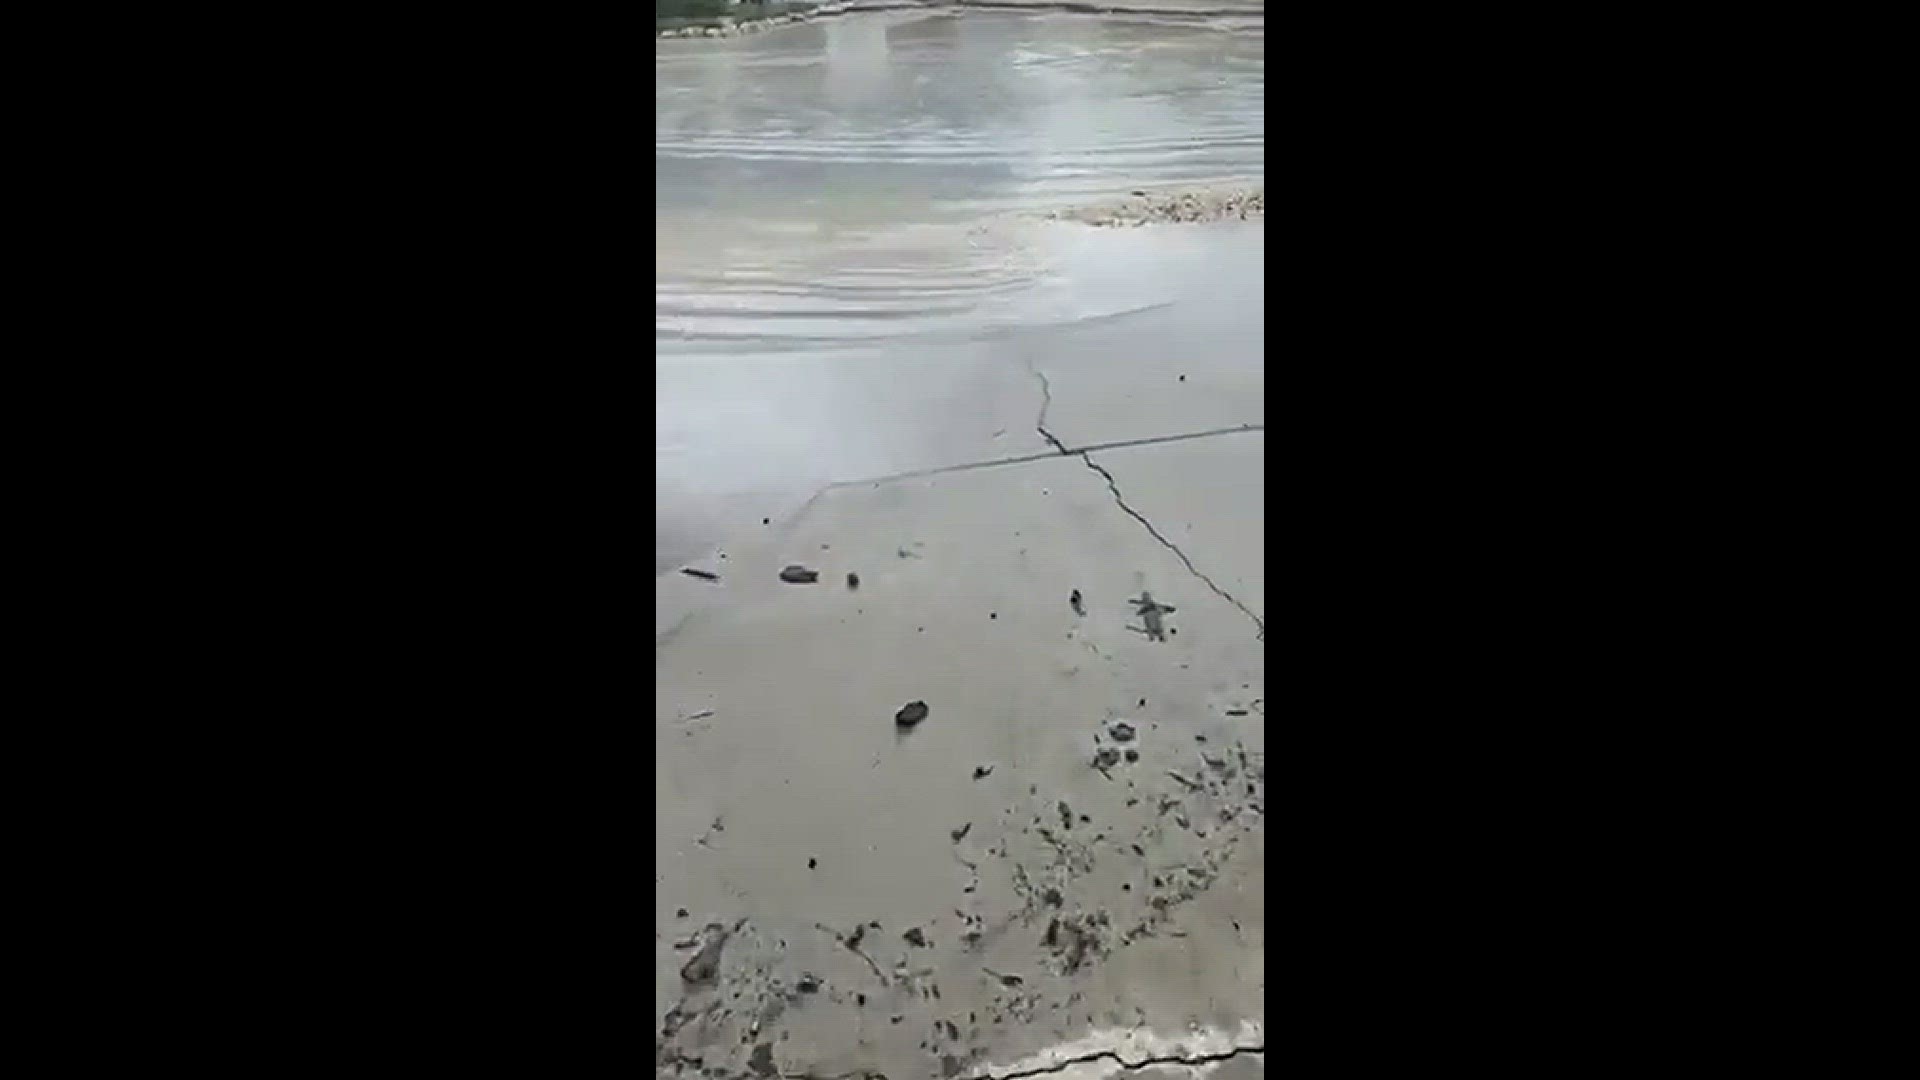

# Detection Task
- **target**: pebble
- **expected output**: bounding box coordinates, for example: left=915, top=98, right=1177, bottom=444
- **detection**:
left=1109, top=721, right=1137, bottom=743
left=896, top=700, right=930, bottom=727
left=779, top=565, right=819, bottom=583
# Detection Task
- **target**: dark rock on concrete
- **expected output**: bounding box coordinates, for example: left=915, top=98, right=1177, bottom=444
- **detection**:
left=779, top=565, right=820, bottom=583
left=896, top=700, right=930, bottom=727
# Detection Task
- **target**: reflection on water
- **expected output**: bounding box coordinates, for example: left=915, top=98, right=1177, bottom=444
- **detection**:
left=657, top=11, right=1264, bottom=350
left=656, top=11, right=1264, bottom=570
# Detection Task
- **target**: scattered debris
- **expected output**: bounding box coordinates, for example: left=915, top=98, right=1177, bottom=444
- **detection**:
left=1093, top=747, right=1120, bottom=769
left=816, top=922, right=886, bottom=980
left=779, top=565, right=819, bottom=584
left=972, top=764, right=994, bottom=780
left=903, top=927, right=928, bottom=948
left=1108, top=721, right=1136, bottom=742
left=679, top=920, right=739, bottom=984
left=1069, top=589, right=1084, bottom=616
left=847, top=572, right=861, bottom=590
left=1130, top=592, right=1176, bottom=642
left=1058, top=802, right=1074, bottom=829
left=896, top=701, right=930, bottom=728
left=1166, top=770, right=1202, bottom=791
left=951, top=822, right=971, bottom=843
left=983, top=967, right=1023, bottom=987
left=679, top=568, right=720, bottom=582
left=1043, top=887, right=1063, bottom=908
left=796, top=972, right=820, bottom=994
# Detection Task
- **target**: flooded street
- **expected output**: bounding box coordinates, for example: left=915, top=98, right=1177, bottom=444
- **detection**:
left=656, top=8, right=1264, bottom=570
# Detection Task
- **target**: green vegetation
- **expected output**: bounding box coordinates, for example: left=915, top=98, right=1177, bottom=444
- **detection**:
left=656, top=1, right=819, bottom=30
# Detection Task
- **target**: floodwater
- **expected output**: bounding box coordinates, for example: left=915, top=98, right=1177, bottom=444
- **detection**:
left=656, top=10, right=1264, bottom=570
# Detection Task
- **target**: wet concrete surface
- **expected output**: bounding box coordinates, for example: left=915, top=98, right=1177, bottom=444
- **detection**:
left=656, top=449, right=1264, bottom=1079
left=657, top=8, right=1263, bottom=571
left=657, top=8, right=1263, bottom=1078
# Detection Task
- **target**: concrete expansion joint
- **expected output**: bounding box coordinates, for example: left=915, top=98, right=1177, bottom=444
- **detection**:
left=1079, top=452, right=1265, bottom=642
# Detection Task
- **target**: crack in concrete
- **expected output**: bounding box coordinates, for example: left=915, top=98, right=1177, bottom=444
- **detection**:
left=1081, top=453, right=1265, bottom=641
left=979, top=1043, right=1267, bottom=1080
left=1022, top=356, right=1070, bottom=454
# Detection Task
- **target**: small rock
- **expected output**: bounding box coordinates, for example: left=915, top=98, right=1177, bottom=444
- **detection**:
left=1125, top=748, right=1140, bottom=763
left=1043, top=887, right=1063, bottom=907
left=942, top=1054, right=962, bottom=1078
left=796, top=972, right=820, bottom=994
left=1093, top=747, right=1120, bottom=769
left=973, top=764, right=994, bottom=780
left=1108, top=721, right=1136, bottom=743
left=676, top=908, right=688, bottom=918
left=779, top=565, right=820, bottom=583
left=1179, top=374, right=1187, bottom=382
left=989, top=612, right=997, bottom=620
left=1225, top=708, right=1248, bottom=716
left=896, top=700, right=930, bottom=727
left=808, top=857, right=817, bottom=869
left=903, top=927, right=928, bottom=947
left=847, top=572, right=860, bottom=590
left=680, top=567, right=720, bottom=581
left=1069, top=589, right=1084, bottom=615
left=952, top=822, right=971, bottom=842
